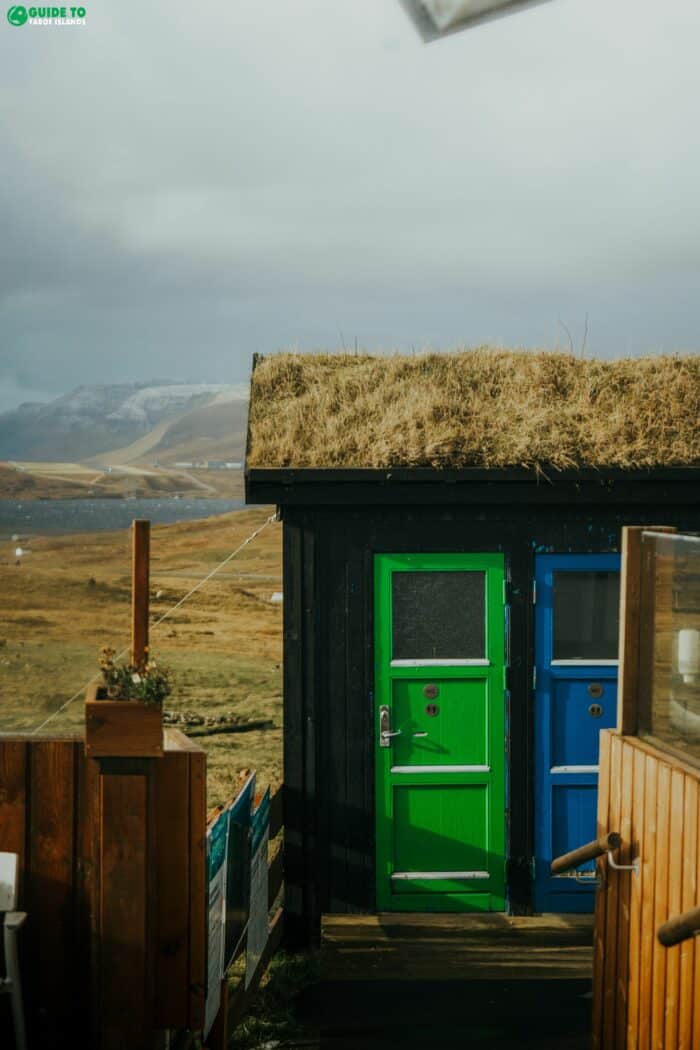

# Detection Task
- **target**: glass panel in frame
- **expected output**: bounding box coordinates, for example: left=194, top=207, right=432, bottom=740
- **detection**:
left=553, top=571, right=620, bottom=660
left=391, top=571, right=485, bottom=661
left=638, top=533, right=700, bottom=760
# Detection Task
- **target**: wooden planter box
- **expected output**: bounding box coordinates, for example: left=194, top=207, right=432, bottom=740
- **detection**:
left=85, top=684, right=163, bottom=758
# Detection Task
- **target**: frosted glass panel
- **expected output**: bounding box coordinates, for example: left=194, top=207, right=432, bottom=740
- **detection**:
left=392, top=571, right=485, bottom=660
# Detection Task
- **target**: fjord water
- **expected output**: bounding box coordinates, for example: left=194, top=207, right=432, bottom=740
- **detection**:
left=0, top=497, right=246, bottom=536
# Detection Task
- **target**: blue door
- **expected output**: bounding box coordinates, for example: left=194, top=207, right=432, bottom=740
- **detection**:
left=533, top=554, right=620, bottom=913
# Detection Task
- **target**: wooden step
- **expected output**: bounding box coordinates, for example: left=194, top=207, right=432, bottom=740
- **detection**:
left=321, top=913, right=594, bottom=981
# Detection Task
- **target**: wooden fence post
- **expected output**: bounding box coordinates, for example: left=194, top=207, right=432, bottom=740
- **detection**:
left=132, top=520, right=150, bottom=670
left=92, top=518, right=161, bottom=1049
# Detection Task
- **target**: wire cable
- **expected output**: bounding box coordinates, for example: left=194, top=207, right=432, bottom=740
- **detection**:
left=28, top=512, right=278, bottom=735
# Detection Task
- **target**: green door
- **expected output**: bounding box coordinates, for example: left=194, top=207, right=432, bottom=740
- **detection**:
left=375, top=553, right=506, bottom=912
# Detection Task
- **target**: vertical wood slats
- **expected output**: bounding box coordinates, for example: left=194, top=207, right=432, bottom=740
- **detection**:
left=650, top=763, right=670, bottom=1049
left=28, top=741, right=76, bottom=1034
left=664, top=771, right=685, bottom=1049
left=625, top=745, right=646, bottom=1049
left=187, top=748, right=207, bottom=1031
left=0, top=733, right=206, bottom=1047
left=617, top=526, right=676, bottom=735
left=592, top=729, right=611, bottom=1050
left=282, top=521, right=305, bottom=944
left=602, top=732, right=622, bottom=1043
left=326, top=519, right=348, bottom=914
left=302, top=527, right=317, bottom=945
left=0, top=740, right=27, bottom=875
left=594, top=731, right=700, bottom=1049
left=678, top=776, right=697, bottom=1050
left=617, top=527, right=645, bottom=736
left=99, top=761, right=150, bottom=1050
left=154, top=753, right=191, bottom=1029
left=615, top=738, right=634, bottom=1048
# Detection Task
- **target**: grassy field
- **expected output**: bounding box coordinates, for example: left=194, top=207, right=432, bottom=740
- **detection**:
left=0, top=505, right=282, bottom=806
left=0, top=460, right=245, bottom=500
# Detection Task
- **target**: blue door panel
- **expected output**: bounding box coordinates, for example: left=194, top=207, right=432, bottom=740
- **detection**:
left=552, top=784, right=597, bottom=871
left=550, top=677, right=617, bottom=768
left=534, top=553, right=620, bottom=913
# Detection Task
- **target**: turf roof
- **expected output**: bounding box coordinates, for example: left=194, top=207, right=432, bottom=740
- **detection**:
left=246, top=349, right=700, bottom=472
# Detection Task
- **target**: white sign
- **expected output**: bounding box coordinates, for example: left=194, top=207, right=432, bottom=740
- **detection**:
left=204, top=810, right=229, bottom=1039
left=245, top=791, right=270, bottom=989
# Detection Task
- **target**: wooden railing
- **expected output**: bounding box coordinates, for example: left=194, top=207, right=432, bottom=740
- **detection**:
left=658, top=905, right=700, bottom=948
left=207, top=784, right=284, bottom=1050
left=551, top=832, right=621, bottom=876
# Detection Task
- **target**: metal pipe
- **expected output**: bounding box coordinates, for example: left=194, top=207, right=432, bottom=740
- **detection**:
left=550, top=832, right=621, bottom=876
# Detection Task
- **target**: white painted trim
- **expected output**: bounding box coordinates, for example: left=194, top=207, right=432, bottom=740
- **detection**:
left=550, top=765, right=599, bottom=774
left=391, top=765, right=490, bottom=774
left=390, top=658, right=490, bottom=668
left=391, top=870, right=490, bottom=881
left=550, top=659, right=619, bottom=667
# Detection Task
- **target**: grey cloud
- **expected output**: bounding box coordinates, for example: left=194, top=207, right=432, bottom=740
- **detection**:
left=1, top=0, right=699, bottom=406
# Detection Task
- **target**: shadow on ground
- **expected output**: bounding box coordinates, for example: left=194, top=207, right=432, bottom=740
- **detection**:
left=294, top=978, right=591, bottom=1049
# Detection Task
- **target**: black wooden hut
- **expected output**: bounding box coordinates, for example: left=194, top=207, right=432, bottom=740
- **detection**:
left=244, top=350, right=700, bottom=945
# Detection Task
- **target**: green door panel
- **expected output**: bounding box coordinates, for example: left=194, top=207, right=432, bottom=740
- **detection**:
left=375, top=552, right=506, bottom=913
left=391, top=677, right=489, bottom=768
left=392, top=784, right=489, bottom=892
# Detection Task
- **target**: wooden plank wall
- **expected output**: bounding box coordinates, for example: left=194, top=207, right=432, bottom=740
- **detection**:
left=593, top=730, right=700, bottom=1049
left=0, top=730, right=206, bottom=1049
left=282, top=504, right=700, bottom=941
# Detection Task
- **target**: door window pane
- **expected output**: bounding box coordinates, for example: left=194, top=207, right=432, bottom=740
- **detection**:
left=553, top=571, right=620, bottom=660
left=392, top=571, right=485, bottom=660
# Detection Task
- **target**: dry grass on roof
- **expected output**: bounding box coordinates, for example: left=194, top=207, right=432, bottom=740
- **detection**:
left=246, top=349, right=700, bottom=471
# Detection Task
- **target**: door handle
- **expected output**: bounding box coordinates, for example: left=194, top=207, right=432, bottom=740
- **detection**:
left=379, top=705, right=403, bottom=746
left=380, top=706, right=429, bottom=747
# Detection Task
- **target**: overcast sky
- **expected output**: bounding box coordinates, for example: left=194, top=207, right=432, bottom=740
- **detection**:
left=1, top=0, right=699, bottom=411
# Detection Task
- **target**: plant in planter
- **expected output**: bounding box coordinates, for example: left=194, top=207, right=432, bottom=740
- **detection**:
left=98, top=646, right=172, bottom=706
left=85, top=647, right=172, bottom=758
left=84, top=518, right=169, bottom=758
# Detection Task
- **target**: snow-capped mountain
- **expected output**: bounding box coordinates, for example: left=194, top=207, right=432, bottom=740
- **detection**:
left=0, top=381, right=248, bottom=461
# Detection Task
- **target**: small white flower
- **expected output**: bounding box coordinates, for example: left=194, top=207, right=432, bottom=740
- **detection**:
left=131, top=673, right=142, bottom=684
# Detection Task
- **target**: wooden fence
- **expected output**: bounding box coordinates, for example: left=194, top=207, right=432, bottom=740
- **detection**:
left=207, top=783, right=285, bottom=1050
left=593, top=730, right=700, bottom=1049
left=0, top=729, right=206, bottom=1049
